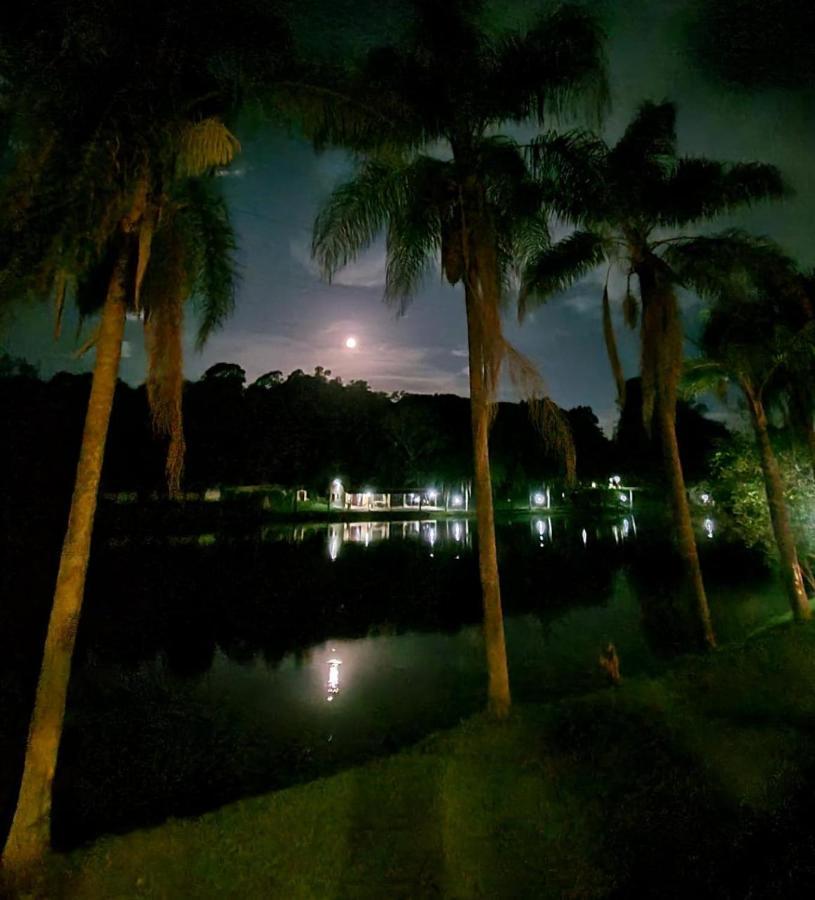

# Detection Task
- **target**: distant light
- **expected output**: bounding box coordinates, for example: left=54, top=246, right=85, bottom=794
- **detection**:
left=581, top=528, right=587, bottom=545
left=701, top=492, right=711, bottom=504
left=533, top=492, right=545, bottom=506
left=620, top=492, right=628, bottom=503
left=332, top=478, right=342, bottom=488
left=326, top=658, right=342, bottom=698
left=591, top=481, right=597, bottom=489
left=611, top=475, right=621, bottom=486
left=427, top=488, right=438, bottom=502
left=345, top=336, right=357, bottom=349
left=451, top=494, right=463, bottom=507
left=704, top=518, right=715, bottom=539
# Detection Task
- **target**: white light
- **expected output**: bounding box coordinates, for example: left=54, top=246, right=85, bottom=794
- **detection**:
left=701, top=492, right=710, bottom=504
left=332, top=478, right=342, bottom=487
left=345, top=336, right=357, bottom=349
left=427, top=489, right=438, bottom=502
left=581, top=528, right=587, bottom=545
left=704, top=518, right=715, bottom=539
left=451, top=495, right=463, bottom=507
left=591, top=481, right=597, bottom=489
left=327, top=658, right=342, bottom=696
left=620, top=492, right=628, bottom=502
left=533, top=492, right=545, bottom=506
left=328, top=532, right=341, bottom=561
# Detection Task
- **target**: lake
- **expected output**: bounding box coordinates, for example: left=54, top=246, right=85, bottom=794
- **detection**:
left=0, top=512, right=783, bottom=850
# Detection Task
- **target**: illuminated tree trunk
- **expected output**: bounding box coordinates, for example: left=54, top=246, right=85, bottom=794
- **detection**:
left=745, top=386, right=811, bottom=620
left=458, top=177, right=511, bottom=719
left=464, top=289, right=511, bottom=718
left=639, top=259, right=716, bottom=649
left=2, top=258, right=127, bottom=874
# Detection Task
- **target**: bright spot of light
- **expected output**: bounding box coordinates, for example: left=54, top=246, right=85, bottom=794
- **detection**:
left=451, top=494, right=463, bottom=507
left=345, top=336, right=358, bottom=349
left=704, top=518, right=715, bottom=539
left=326, top=657, right=342, bottom=700
left=533, top=492, right=545, bottom=506
left=581, top=528, right=587, bottom=545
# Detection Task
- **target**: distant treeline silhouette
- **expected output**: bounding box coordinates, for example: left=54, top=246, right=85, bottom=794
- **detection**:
left=1, top=355, right=727, bottom=507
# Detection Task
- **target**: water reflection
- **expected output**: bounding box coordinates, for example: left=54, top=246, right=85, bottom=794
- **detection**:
left=326, top=656, right=342, bottom=701
left=322, top=518, right=473, bottom=559
left=327, top=516, right=652, bottom=560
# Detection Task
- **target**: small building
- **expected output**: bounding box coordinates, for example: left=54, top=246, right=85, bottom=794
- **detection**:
left=328, top=480, right=470, bottom=512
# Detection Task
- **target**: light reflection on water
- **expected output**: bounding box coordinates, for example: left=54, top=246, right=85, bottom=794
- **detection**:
left=313, top=515, right=649, bottom=560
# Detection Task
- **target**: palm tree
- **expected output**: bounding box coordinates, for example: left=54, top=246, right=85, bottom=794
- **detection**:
left=672, top=233, right=812, bottom=619
left=0, top=0, right=282, bottom=872
left=310, top=1, right=605, bottom=718
left=521, top=102, right=786, bottom=648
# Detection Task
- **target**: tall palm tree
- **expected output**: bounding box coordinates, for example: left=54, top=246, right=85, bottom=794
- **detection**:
left=310, top=1, right=605, bottom=718
left=0, top=0, right=282, bottom=873
left=679, top=239, right=813, bottom=619
left=521, top=102, right=786, bottom=648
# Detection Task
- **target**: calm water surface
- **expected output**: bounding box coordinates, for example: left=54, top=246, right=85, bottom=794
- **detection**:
left=0, top=513, right=783, bottom=848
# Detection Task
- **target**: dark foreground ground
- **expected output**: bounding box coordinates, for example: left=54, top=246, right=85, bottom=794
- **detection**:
left=16, top=618, right=815, bottom=899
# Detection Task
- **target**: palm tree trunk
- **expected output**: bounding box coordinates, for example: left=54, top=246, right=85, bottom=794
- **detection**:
left=657, top=401, right=717, bottom=648
left=2, top=258, right=127, bottom=874
left=464, top=286, right=511, bottom=719
left=746, top=387, right=811, bottom=620
left=638, top=258, right=716, bottom=649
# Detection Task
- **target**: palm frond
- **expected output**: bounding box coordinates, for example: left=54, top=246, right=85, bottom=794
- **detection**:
left=602, top=284, right=626, bottom=408
left=519, top=229, right=606, bottom=318
left=312, top=157, right=406, bottom=280
left=525, top=129, right=607, bottom=222
left=664, top=229, right=796, bottom=300
left=622, top=277, right=639, bottom=328
left=181, top=180, right=239, bottom=348
left=503, top=339, right=576, bottom=482
left=384, top=198, right=440, bottom=309
left=269, top=77, right=425, bottom=153
left=142, top=221, right=187, bottom=496
left=490, top=4, right=608, bottom=126
left=681, top=359, right=730, bottom=400
left=657, top=158, right=787, bottom=227
left=177, top=118, right=241, bottom=177
left=607, top=100, right=677, bottom=177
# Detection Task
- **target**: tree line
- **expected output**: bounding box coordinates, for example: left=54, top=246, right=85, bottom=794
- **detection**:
left=1, top=355, right=727, bottom=506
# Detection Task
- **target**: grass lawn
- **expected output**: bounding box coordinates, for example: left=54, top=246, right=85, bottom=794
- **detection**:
left=29, top=621, right=815, bottom=898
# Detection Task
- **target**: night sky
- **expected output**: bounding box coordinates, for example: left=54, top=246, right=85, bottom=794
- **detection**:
left=4, top=0, right=814, bottom=433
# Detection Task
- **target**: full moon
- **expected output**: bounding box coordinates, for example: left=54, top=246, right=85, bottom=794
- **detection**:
left=345, top=336, right=358, bottom=349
